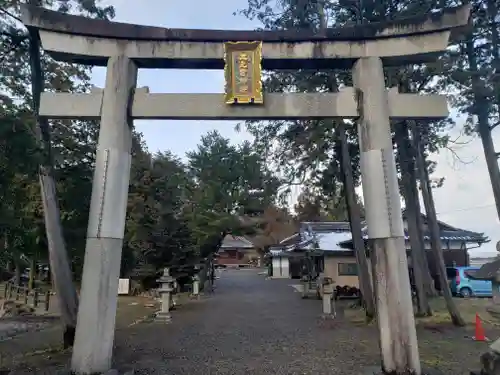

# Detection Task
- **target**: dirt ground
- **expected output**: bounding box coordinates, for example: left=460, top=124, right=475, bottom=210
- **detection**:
left=0, top=295, right=160, bottom=371
left=341, top=293, right=500, bottom=372
left=0, top=271, right=497, bottom=374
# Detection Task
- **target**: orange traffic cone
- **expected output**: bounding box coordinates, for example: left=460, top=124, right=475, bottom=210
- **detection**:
left=473, top=313, right=488, bottom=341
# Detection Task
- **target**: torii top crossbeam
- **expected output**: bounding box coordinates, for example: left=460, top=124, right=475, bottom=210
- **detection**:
left=21, top=4, right=470, bottom=69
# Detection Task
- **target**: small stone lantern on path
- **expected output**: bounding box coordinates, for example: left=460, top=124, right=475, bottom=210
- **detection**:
left=155, top=267, right=174, bottom=323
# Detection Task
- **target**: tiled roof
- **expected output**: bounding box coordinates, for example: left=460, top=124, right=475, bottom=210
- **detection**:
left=278, top=233, right=300, bottom=245
left=274, top=221, right=354, bottom=254
left=338, top=228, right=487, bottom=246
left=300, top=221, right=351, bottom=233
left=430, top=230, right=486, bottom=242
left=303, top=232, right=354, bottom=252
left=268, top=216, right=488, bottom=258
left=220, top=235, right=254, bottom=249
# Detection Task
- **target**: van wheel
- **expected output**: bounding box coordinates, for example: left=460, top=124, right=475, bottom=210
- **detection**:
left=460, top=287, right=472, bottom=298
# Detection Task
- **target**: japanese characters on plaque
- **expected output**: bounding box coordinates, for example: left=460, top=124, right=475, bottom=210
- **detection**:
left=224, top=41, right=263, bottom=104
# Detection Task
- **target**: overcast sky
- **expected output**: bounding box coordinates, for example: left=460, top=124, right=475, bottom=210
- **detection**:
left=91, top=0, right=500, bottom=257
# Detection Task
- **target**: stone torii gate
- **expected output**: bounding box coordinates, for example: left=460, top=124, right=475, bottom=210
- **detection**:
left=21, top=5, right=470, bottom=375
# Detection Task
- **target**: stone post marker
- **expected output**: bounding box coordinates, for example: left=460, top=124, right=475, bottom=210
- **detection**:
left=192, top=274, right=200, bottom=299
left=301, top=275, right=311, bottom=299
left=321, top=277, right=334, bottom=317
left=71, top=55, right=137, bottom=375
left=155, top=267, right=175, bottom=323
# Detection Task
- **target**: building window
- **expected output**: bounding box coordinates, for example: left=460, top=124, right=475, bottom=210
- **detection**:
left=338, top=262, right=358, bottom=276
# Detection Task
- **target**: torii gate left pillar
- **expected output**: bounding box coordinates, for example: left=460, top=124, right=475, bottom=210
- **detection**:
left=71, top=56, right=137, bottom=372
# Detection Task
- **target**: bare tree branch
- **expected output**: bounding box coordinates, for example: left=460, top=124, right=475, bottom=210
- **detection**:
left=444, top=144, right=477, bottom=166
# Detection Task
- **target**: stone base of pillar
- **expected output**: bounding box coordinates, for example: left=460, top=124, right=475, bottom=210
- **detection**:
left=320, top=313, right=335, bottom=320
left=360, top=365, right=445, bottom=375
left=101, top=370, right=135, bottom=375
left=54, top=369, right=134, bottom=375
left=155, top=311, right=171, bottom=323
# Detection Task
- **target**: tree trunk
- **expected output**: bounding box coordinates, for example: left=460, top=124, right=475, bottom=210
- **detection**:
left=486, top=0, right=500, bottom=120
left=6, top=235, right=21, bottom=286
left=27, top=5, right=79, bottom=348
left=485, top=0, right=500, bottom=219
left=413, top=161, right=437, bottom=297
left=465, top=37, right=500, bottom=221
left=338, top=122, right=375, bottom=319
left=3, top=236, right=12, bottom=273
left=14, top=259, right=21, bottom=286
left=396, top=80, right=435, bottom=298
left=395, top=122, right=431, bottom=316
left=12, top=240, right=21, bottom=286
left=28, top=258, right=35, bottom=290
left=412, top=123, right=466, bottom=326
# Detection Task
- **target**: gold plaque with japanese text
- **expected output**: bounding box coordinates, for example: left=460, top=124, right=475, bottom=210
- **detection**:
left=224, top=41, right=263, bottom=104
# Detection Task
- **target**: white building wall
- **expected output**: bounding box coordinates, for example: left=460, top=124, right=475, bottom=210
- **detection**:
left=405, top=240, right=465, bottom=250
left=272, top=257, right=290, bottom=278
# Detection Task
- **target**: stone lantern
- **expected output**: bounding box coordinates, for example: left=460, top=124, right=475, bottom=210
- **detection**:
left=155, top=267, right=174, bottom=322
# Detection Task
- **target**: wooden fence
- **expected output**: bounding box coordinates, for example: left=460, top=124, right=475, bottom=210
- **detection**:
left=2, top=282, right=51, bottom=312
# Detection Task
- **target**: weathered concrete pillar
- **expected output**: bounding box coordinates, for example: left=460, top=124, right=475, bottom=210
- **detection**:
left=352, top=57, right=420, bottom=375
left=71, top=55, right=137, bottom=375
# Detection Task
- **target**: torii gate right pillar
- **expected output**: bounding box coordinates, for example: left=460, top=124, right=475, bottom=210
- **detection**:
left=353, top=57, right=420, bottom=374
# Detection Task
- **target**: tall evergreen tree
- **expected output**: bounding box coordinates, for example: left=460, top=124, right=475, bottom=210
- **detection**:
left=185, top=131, right=280, bottom=258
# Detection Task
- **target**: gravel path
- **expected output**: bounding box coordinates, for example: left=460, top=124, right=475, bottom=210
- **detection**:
left=3, top=268, right=492, bottom=374
left=113, top=268, right=381, bottom=374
